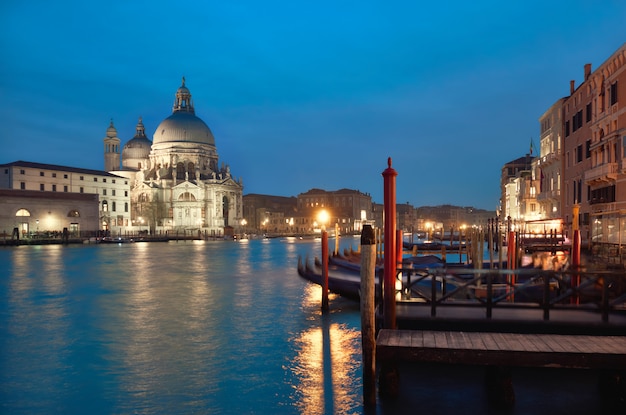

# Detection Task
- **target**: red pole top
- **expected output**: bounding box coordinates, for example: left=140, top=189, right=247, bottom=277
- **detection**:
left=382, top=157, right=398, bottom=178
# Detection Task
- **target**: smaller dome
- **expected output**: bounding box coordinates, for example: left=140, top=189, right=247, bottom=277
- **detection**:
left=122, top=117, right=152, bottom=165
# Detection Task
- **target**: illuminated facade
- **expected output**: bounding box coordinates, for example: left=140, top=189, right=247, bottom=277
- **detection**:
left=108, top=78, right=243, bottom=236
left=0, top=161, right=130, bottom=235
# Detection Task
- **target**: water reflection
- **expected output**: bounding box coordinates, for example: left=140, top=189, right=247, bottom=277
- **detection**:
left=291, top=285, right=361, bottom=415
left=0, top=239, right=365, bottom=414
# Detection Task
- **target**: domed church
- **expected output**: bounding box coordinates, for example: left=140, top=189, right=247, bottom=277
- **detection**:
left=105, top=78, right=243, bottom=236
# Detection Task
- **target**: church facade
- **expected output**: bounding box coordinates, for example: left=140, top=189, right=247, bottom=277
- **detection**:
left=106, top=78, right=243, bottom=237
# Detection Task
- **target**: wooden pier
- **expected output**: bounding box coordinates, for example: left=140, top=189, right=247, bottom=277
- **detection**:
left=377, top=329, right=626, bottom=370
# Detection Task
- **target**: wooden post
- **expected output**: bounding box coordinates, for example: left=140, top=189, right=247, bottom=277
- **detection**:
left=382, top=158, right=397, bottom=329
left=488, top=220, right=494, bottom=269
left=508, top=230, right=516, bottom=302
left=360, top=225, right=376, bottom=406
left=571, top=229, right=581, bottom=305
left=321, top=230, right=329, bottom=311
left=334, top=222, right=340, bottom=256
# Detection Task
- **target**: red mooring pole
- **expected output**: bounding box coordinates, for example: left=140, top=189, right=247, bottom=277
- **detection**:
left=321, top=230, right=329, bottom=311
left=382, top=157, right=397, bottom=329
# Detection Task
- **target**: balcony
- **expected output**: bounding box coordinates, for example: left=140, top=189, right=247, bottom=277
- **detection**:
left=585, top=162, right=618, bottom=185
left=536, top=189, right=560, bottom=202
left=539, top=152, right=559, bottom=167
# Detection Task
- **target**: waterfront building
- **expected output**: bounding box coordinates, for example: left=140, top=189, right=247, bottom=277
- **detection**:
left=585, top=44, right=626, bottom=262
left=0, top=189, right=99, bottom=238
left=242, top=194, right=297, bottom=234
left=536, top=98, right=565, bottom=222
left=0, top=161, right=130, bottom=235
left=108, top=78, right=244, bottom=236
left=562, top=64, right=595, bottom=245
left=499, top=155, right=536, bottom=228
left=296, top=188, right=373, bottom=234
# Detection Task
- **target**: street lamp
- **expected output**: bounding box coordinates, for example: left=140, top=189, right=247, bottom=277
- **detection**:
left=317, top=209, right=329, bottom=231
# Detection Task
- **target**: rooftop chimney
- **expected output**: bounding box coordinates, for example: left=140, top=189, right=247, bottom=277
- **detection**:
left=570, top=80, right=575, bottom=95
left=584, top=63, right=592, bottom=80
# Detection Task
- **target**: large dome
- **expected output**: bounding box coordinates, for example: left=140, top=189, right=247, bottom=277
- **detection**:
left=152, top=78, right=216, bottom=147
left=153, top=111, right=215, bottom=146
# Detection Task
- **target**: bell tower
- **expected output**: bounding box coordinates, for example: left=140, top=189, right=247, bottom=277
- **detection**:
left=103, top=119, right=121, bottom=171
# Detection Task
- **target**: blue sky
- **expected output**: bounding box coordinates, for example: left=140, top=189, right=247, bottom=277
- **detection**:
left=1, top=1, right=625, bottom=210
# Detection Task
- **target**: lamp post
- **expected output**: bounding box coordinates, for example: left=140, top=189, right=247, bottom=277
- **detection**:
left=241, top=218, right=247, bottom=237
left=317, top=209, right=330, bottom=311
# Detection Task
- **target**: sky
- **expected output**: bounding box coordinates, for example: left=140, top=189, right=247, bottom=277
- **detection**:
left=1, top=1, right=625, bottom=210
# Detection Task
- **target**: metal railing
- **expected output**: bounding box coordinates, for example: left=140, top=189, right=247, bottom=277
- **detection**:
left=395, top=267, right=626, bottom=323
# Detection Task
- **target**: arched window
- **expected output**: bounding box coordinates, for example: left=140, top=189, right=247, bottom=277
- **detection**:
left=102, top=200, right=108, bottom=212
left=178, top=192, right=196, bottom=201
left=67, top=210, right=80, bottom=217
left=176, top=163, right=185, bottom=180
left=222, top=195, right=230, bottom=226
left=187, top=162, right=195, bottom=179
left=16, top=208, right=31, bottom=217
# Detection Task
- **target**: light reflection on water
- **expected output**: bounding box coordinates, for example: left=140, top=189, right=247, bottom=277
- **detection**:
left=290, top=285, right=362, bottom=415
left=0, top=237, right=365, bottom=414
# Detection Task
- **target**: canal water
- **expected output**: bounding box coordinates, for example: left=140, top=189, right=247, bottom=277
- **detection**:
left=0, top=238, right=616, bottom=414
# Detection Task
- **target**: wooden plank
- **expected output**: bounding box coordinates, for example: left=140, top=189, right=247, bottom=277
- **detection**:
left=398, top=329, right=412, bottom=348
left=445, top=331, right=461, bottom=350
left=423, top=330, right=436, bottom=348
left=410, top=330, right=424, bottom=348
left=434, top=331, right=448, bottom=349
left=480, top=332, right=500, bottom=351
left=539, top=333, right=568, bottom=353
left=466, top=332, right=487, bottom=350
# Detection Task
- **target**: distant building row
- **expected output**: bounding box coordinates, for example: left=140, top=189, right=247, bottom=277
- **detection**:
left=500, top=43, right=626, bottom=264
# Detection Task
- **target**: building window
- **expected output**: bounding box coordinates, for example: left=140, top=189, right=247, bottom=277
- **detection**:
left=80, top=187, right=84, bottom=193
left=4, top=169, right=7, bottom=174
left=125, top=202, right=129, bottom=212
left=112, top=179, right=116, bottom=184
left=20, top=169, right=25, bottom=174
left=586, top=103, right=592, bottom=122
left=103, top=178, right=107, bottom=183
left=20, top=182, right=25, bottom=190
left=80, top=176, right=84, bottom=180
left=125, top=190, right=128, bottom=197
left=64, top=185, right=68, bottom=192
left=52, top=173, right=57, bottom=178
left=103, top=189, right=107, bottom=196
left=565, top=121, right=570, bottom=137
left=610, top=81, right=618, bottom=105
left=94, top=177, right=97, bottom=182
left=40, top=171, right=44, bottom=176
left=112, top=189, right=116, bottom=196
left=586, top=140, right=591, bottom=159
left=102, top=201, right=108, bottom=212
left=112, top=201, right=116, bottom=212
left=64, top=174, right=68, bottom=179
left=52, top=184, right=57, bottom=192
left=577, top=145, right=583, bottom=163
left=40, top=184, right=44, bottom=191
